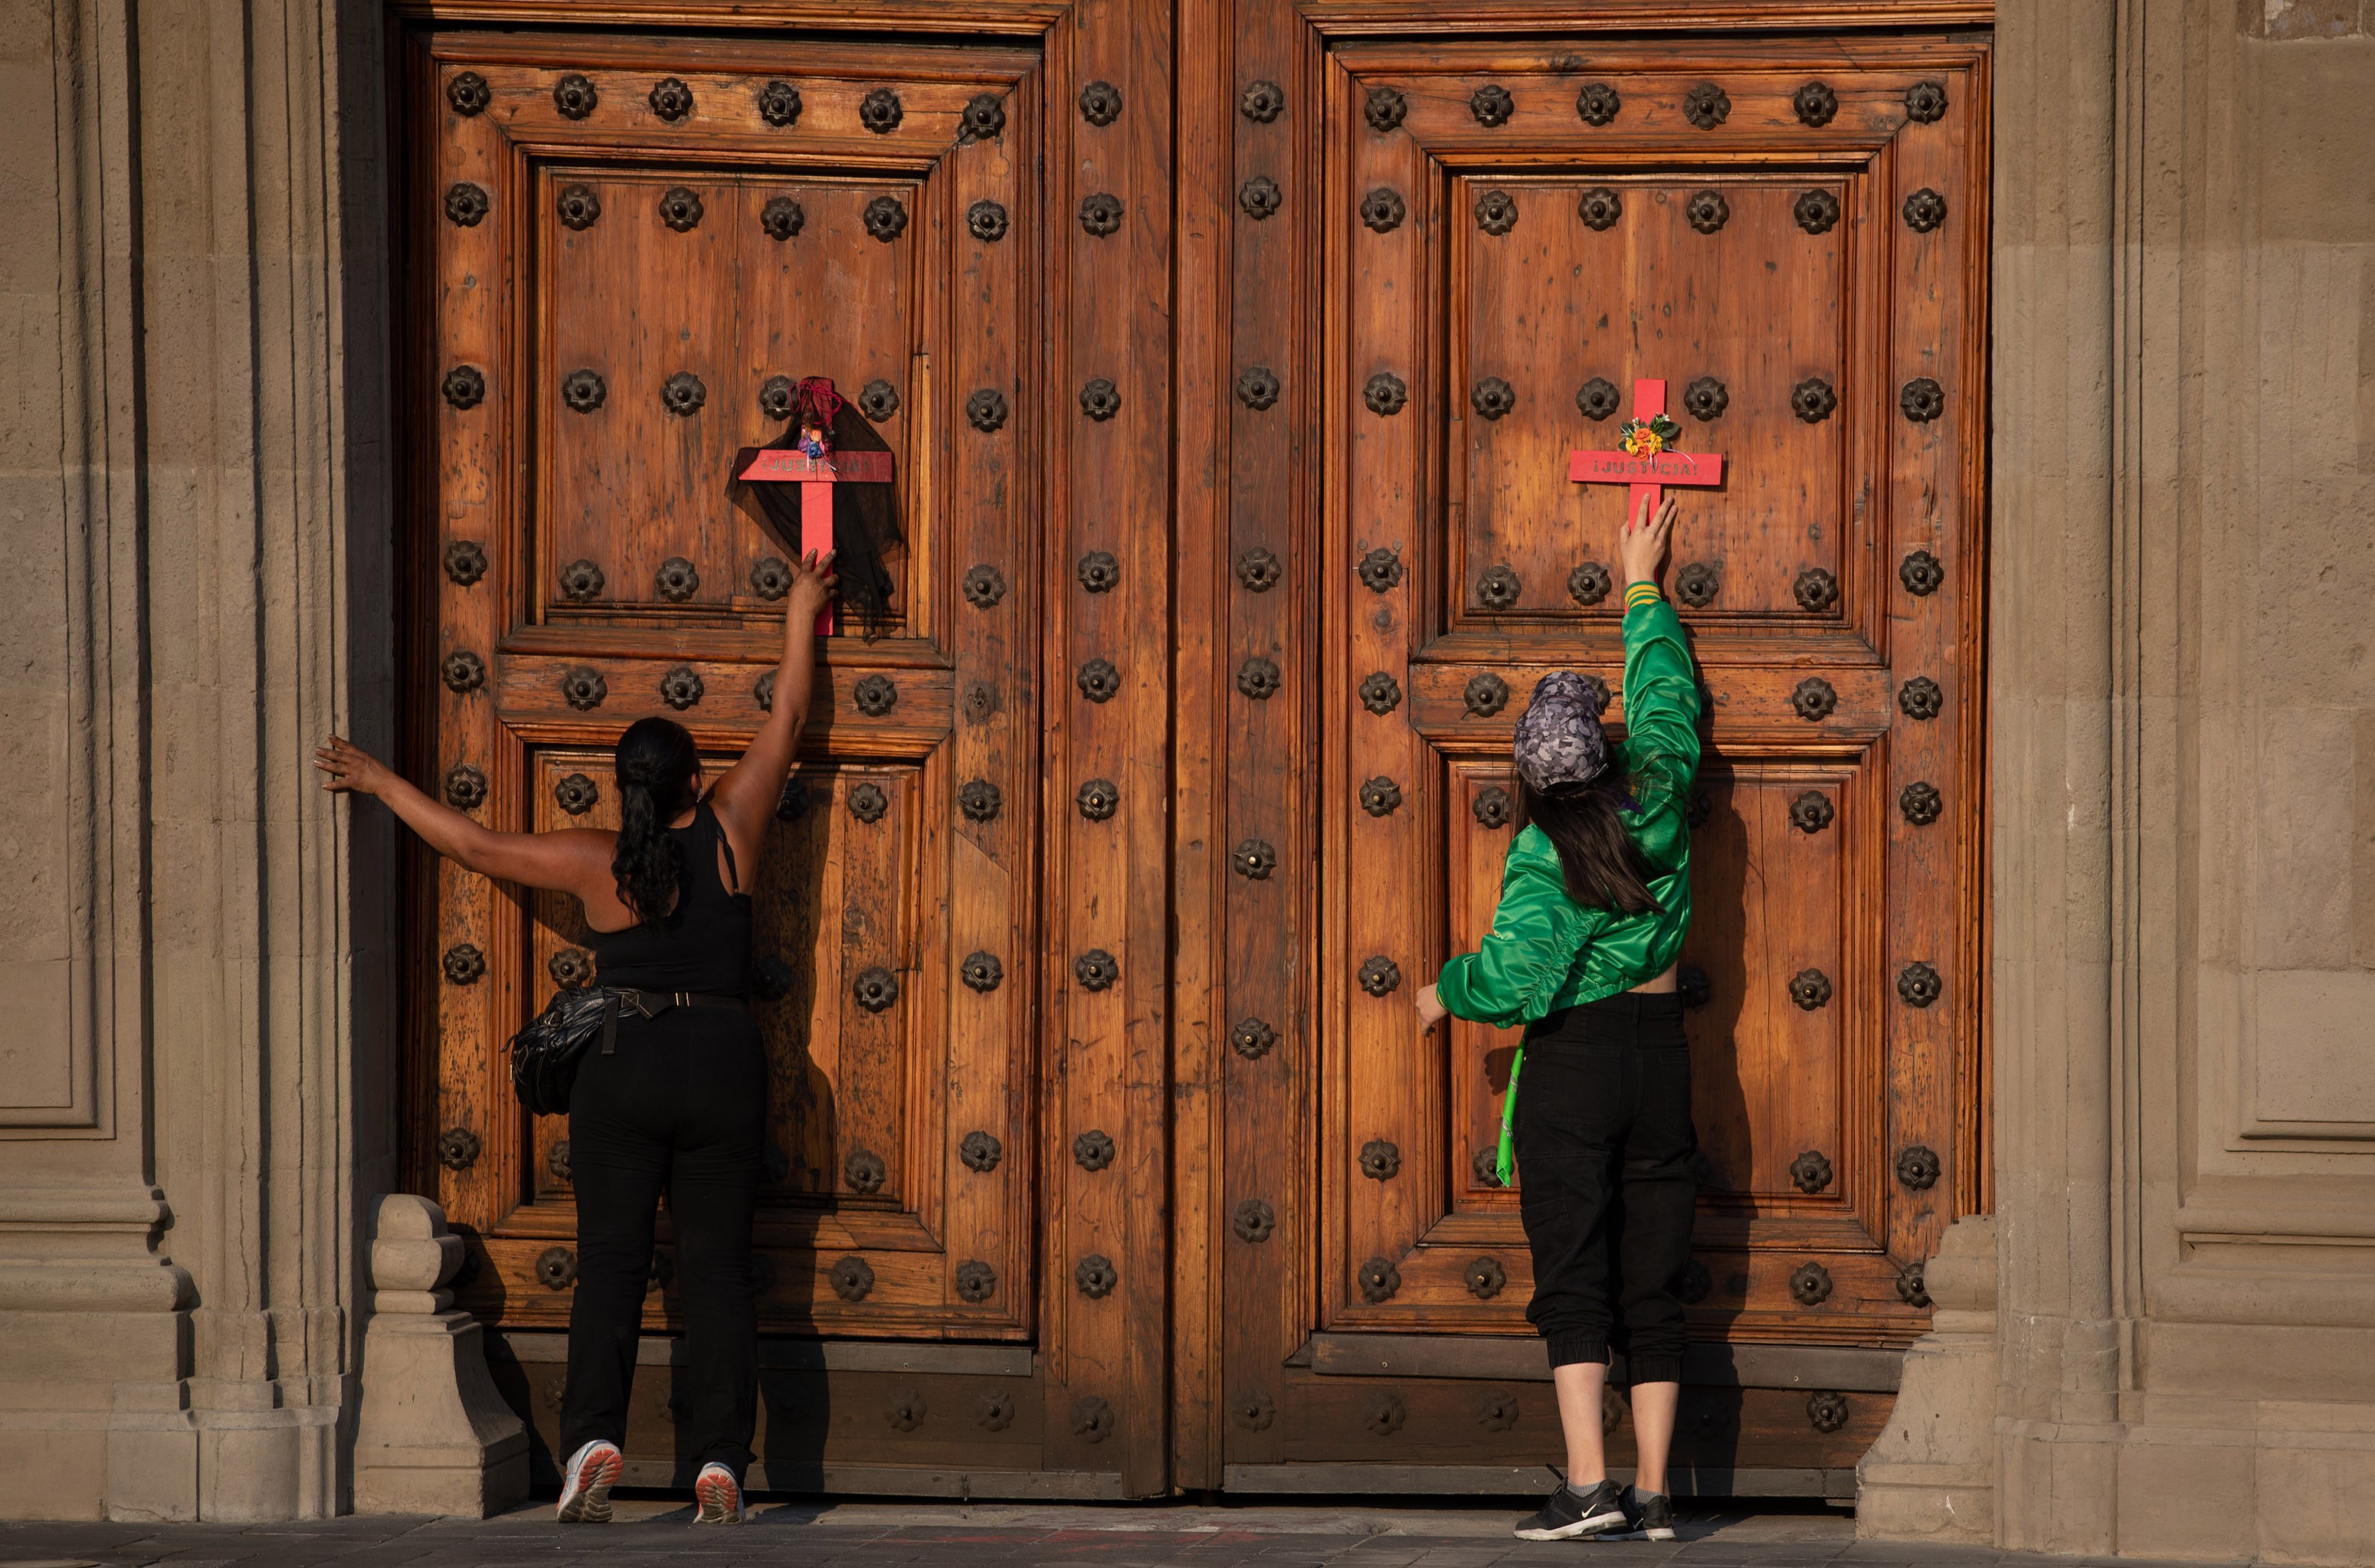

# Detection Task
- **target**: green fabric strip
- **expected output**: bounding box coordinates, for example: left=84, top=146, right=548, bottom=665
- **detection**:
left=1496, top=1045, right=1524, bottom=1187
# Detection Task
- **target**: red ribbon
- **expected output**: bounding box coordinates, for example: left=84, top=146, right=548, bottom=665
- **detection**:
left=791, top=376, right=844, bottom=431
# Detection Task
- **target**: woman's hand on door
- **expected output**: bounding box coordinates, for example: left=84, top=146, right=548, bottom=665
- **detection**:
left=781, top=548, right=837, bottom=636
left=1620, top=493, right=1679, bottom=591
left=1416, top=981, right=1449, bottom=1033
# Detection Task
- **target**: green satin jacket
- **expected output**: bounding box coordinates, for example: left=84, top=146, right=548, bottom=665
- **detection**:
left=1436, top=588, right=1702, bottom=1029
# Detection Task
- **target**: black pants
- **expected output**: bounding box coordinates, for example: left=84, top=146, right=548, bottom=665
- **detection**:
left=561, top=1007, right=766, bottom=1477
left=1513, top=992, right=1699, bottom=1382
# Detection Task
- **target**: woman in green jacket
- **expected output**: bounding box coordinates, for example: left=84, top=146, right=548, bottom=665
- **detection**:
left=1418, top=493, right=1701, bottom=1543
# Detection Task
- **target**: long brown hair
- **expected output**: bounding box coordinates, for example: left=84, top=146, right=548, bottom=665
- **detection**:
left=1512, top=774, right=1662, bottom=915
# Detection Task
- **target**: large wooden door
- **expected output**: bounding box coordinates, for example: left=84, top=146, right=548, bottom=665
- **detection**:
left=1178, top=21, right=1990, bottom=1495
left=399, top=3, right=1989, bottom=1502
left=402, top=16, right=1176, bottom=1495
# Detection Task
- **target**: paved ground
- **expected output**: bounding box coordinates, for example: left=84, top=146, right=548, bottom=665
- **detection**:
left=0, top=1498, right=2244, bottom=1568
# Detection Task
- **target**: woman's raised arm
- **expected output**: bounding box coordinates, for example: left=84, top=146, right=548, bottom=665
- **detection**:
left=316, top=735, right=613, bottom=897
left=709, top=550, right=836, bottom=858
left=1615, top=495, right=1702, bottom=809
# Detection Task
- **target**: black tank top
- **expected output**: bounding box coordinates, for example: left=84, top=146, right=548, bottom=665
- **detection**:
left=585, top=802, right=752, bottom=995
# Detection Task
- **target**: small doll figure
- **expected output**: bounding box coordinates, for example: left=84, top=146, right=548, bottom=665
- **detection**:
left=792, top=376, right=840, bottom=459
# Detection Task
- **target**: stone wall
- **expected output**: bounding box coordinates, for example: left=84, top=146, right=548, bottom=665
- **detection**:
left=1987, top=0, right=2375, bottom=1560
left=0, top=0, right=397, bottom=1521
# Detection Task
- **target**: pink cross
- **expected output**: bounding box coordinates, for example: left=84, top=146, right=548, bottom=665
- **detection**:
left=1566, top=378, right=1726, bottom=516
left=734, top=445, right=895, bottom=633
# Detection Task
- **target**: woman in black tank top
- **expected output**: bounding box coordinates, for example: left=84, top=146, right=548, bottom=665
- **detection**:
left=315, top=552, right=836, bottom=1527
left=584, top=798, right=752, bottom=994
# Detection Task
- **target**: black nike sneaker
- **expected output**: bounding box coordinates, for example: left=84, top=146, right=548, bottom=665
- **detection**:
left=1515, top=1476, right=1630, bottom=1540
left=1604, top=1485, right=1677, bottom=1541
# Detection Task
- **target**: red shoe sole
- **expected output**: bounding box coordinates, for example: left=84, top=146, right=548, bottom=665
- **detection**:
left=557, top=1446, right=622, bottom=1523
left=693, top=1469, right=744, bottom=1524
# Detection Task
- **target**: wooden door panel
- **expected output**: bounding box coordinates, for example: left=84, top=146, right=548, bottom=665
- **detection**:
left=1446, top=758, right=1524, bottom=1208
left=1302, top=35, right=1986, bottom=1386
left=1406, top=663, right=1903, bottom=735
left=410, top=9, right=1177, bottom=1494
left=1686, top=765, right=1862, bottom=1208
left=489, top=615, right=984, bottom=1327
left=490, top=657, right=960, bottom=741
left=1272, top=1376, right=1891, bottom=1473
left=540, top=169, right=925, bottom=623
left=749, top=764, right=925, bottom=1207
left=1449, top=761, right=1882, bottom=1207
left=419, top=34, right=1037, bottom=1344
left=1455, top=174, right=1857, bottom=627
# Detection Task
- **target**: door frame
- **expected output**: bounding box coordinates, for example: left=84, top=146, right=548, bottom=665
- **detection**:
left=385, top=0, right=1993, bottom=1500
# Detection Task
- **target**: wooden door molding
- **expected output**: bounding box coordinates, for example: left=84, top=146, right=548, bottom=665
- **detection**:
left=1294, top=1, right=1990, bottom=30
left=393, top=0, right=1992, bottom=31
left=392, top=0, right=1073, bottom=33
left=398, top=6, right=1176, bottom=1494
left=1172, top=8, right=1989, bottom=1488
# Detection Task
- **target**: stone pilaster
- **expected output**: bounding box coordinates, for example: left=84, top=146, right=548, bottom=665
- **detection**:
left=0, top=0, right=396, bottom=1521
left=1988, top=0, right=2375, bottom=1561
left=1989, top=0, right=2128, bottom=1550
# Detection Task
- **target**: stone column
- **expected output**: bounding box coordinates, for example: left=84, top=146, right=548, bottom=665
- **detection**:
left=0, top=0, right=398, bottom=1521
left=352, top=1197, right=527, bottom=1517
left=1989, top=1, right=2375, bottom=1561
left=0, top=0, right=184, bottom=1517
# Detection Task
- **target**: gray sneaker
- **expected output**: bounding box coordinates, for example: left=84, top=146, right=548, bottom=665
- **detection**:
left=1604, top=1485, right=1676, bottom=1540
left=555, top=1439, right=621, bottom=1524
left=1515, top=1477, right=1630, bottom=1540
left=693, top=1461, right=745, bottom=1524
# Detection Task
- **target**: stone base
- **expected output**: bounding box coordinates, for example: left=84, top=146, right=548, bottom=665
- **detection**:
left=0, top=1426, right=110, bottom=1521
left=0, top=1386, right=346, bottom=1523
left=1998, top=1406, right=2375, bottom=1565
left=352, top=1312, right=529, bottom=1517
left=0, top=1282, right=192, bottom=1520
left=1854, top=1459, right=1994, bottom=1542
left=352, top=1197, right=528, bottom=1518
left=103, top=1393, right=346, bottom=1524
left=1856, top=1216, right=1997, bottom=1545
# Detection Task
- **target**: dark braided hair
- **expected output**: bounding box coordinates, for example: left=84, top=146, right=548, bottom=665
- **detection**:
left=611, top=717, right=699, bottom=927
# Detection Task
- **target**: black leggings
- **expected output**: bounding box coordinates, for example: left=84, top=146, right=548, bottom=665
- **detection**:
left=561, top=1008, right=767, bottom=1478
left=1513, top=992, right=1699, bottom=1383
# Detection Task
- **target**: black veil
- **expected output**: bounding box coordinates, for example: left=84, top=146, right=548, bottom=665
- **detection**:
left=744, top=390, right=904, bottom=634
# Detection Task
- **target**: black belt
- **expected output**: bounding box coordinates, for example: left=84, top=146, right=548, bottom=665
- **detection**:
left=598, top=987, right=748, bottom=1053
